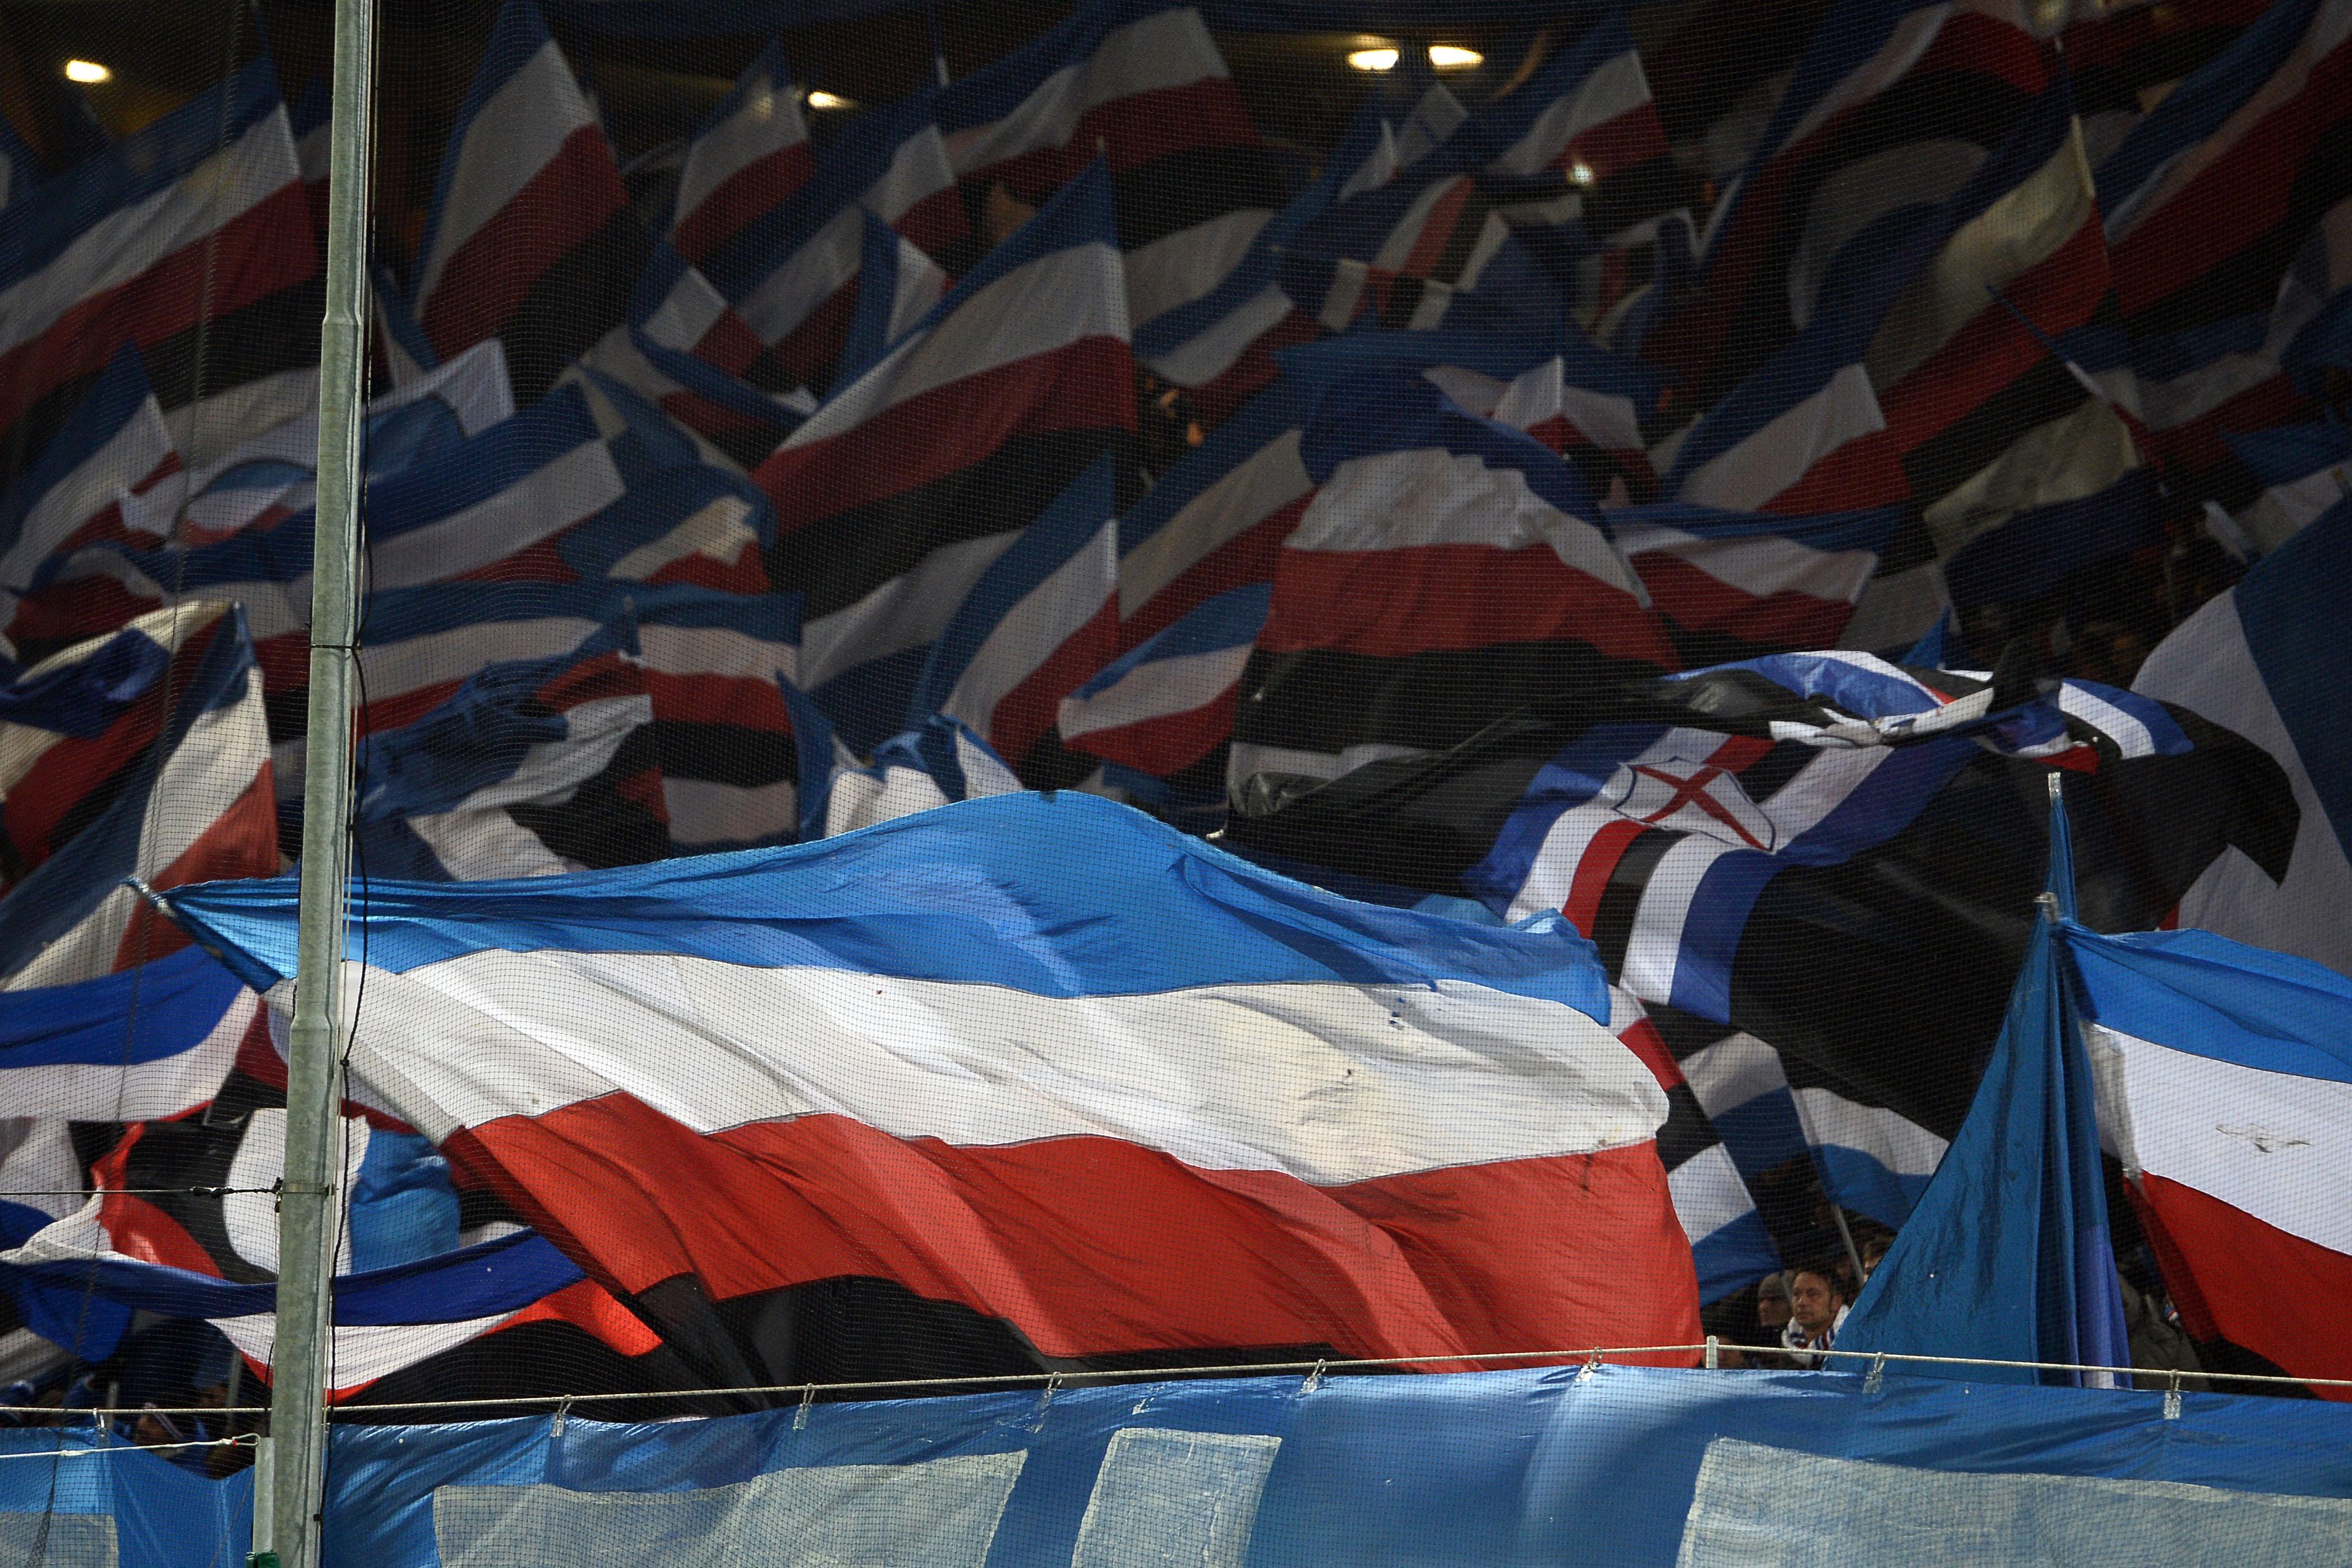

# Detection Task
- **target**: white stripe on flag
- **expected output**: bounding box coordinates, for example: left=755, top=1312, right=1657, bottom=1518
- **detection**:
left=315, top=951, right=1664, bottom=1179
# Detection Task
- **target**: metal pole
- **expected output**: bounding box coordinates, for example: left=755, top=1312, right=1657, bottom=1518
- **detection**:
left=264, top=0, right=374, bottom=1552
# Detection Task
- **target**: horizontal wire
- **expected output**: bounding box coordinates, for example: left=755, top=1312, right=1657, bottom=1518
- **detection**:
left=0, top=1432, right=257, bottom=1463
left=0, top=1188, right=281, bottom=1200
left=53, top=1340, right=2351, bottom=1422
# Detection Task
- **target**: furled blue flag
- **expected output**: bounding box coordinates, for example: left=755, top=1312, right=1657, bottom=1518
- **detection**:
left=1838, top=778, right=2133, bottom=1386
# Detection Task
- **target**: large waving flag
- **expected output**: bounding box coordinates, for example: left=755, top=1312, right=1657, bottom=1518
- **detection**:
left=1229, top=368, right=1673, bottom=796
left=2134, top=494, right=2352, bottom=980
left=1224, top=651, right=2294, bottom=1152
left=668, top=39, right=812, bottom=264
left=167, top=790, right=1700, bottom=1373
left=0, top=604, right=272, bottom=991
left=411, top=0, right=644, bottom=400
left=2070, top=921, right=2352, bottom=1398
left=754, top=162, right=1133, bottom=749
left=1839, top=793, right=2132, bottom=1387
left=0, top=55, right=316, bottom=472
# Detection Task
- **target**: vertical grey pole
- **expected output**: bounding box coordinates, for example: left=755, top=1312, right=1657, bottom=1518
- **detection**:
left=267, top=0, right=374, bottom=1553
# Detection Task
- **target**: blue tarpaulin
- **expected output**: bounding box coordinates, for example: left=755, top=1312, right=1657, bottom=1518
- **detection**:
left=10, top=1362, right=2352, bottom=1566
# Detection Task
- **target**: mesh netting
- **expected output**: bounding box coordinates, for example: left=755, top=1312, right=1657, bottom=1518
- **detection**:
left=0, top=0, right=2341, bottom=1544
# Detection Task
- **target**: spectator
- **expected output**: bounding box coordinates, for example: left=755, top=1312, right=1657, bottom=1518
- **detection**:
left=1781, top=1266, right=1850, bottom=1367
left=1755, top=1272, right=1791, bottom=1339
left=1859, top=1232, right=1892, bottom=1280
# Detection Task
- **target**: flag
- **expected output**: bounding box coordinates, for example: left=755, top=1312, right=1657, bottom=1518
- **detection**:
left=1224, top=668, right=2294, bottom=1148
left=2070, top=921, right=2352, bottom=1397
left=791, top=704, right=1023, bottom=840
left=173, top=338, right=515, bottom=548
left=2099, top=0, right=2352, bottom=379
left=1610, top=988, right=1784, bottom=1303
left=1609, top=501, right=1903, bottom=662
left=0, top=1119, right=130, bottom=1365
left=1667, top=83, right=2125, bottom=527
left=754, top=162, right=1132, bottom=750
left=1647, top=0, right=2057, bottom=405
left=2223, top=420, right=2352, bottom=554
left=0, top=604, right=273, bottom=990
left=698, top=87, right=967, bottom=400
left=165, top=789, right=1700, bottom=1374
left=0, top=603, right=237, bottom=887
left=0, top=946, right=253, bottom=1123
left=1128, top=83, right=1408, bottom=427
left=0, top=348, right=178, bottom=598
left=1278, top=13, right=1676, bottom=336
left=0, top=1071, right=675, bottom=1404
left=1840, top=785, right=2133, bottom=1387
left=834, top=210, right=951, bottom=385
left=1228, top=367, right=1673, bottom=795
left=2133, top=494, right=2352, bottom=980
left=668, top=39, right=813, bottom=264
left=906, top=454, right=1119, bottom=778
left=1059, top=579, right=1268, bottom=778
left=571, top=247, right=809, bottom=468
left=1424, top=350, right=1663, bottom=504
left=936, top=0, right=1290, bottom=338
left=0, top=54, right=317, bottom=472
left=411, top=0, right=644, bottom=400
left=352, top=625, right=669, bottom=880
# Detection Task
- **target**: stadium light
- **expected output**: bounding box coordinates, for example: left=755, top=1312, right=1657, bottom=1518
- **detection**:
left=806, top=89, right=854, bottom=109
left=63, top=59, right=111, bottom=84
left=1346, top=46, right=1400, bottom=71
left=1427, top=44, right=1483, bottom=68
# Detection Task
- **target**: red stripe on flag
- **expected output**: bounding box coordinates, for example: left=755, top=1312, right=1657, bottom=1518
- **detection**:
left=988, top=597, right=1119, bottom=767
left=114, top=765, right=279, bottom=971
left=1630, top=552, right=1860, bottom=650
left=1258, top=543, right=1677, bottom=667
left=1562, top=819, right=1648, bottom=937
left=757, top=334, right=1135, bottom=532
left=975, top=77, right=1260, bottom=199
left=421, top=128, right=628, bottom=360
left=453, top=1097, right=1700, bottom=1364
left=672, top=141, right=817, bottom=264
left=0, top=184, right=315, bottom=438
left=2134, top=1171, right=2352, bottom=1399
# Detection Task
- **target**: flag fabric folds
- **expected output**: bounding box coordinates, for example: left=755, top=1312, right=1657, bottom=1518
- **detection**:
left=411, top=0, right=643, bottom=400
left=2134, top=494, right=2352, bottom=980
left=165, top=790, right=1700, bottom=1369
left=755, top=161, right=1133, bottom=748
left=0, top=604, right=274, bottom=990
left=2070, top=921, right=2352, bottom=1398
left=0, top=55, right=316, bottom=468
left=1839, top=787, right=2134, bottom=1387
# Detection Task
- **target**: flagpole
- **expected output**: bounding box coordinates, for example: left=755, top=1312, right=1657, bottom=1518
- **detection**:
left=261, top=0, right=375, bottom=1550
